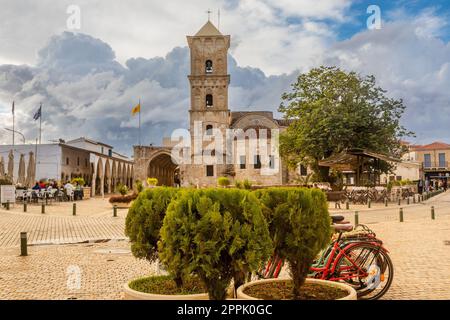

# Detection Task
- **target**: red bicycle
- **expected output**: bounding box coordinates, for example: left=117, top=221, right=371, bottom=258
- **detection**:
left=260, top=216, right=394, bottom=300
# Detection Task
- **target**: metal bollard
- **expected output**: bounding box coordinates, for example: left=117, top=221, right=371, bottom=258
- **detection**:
left=23, top=202, right=27, bottom=212
left=431, top=206, right=435, bottom=220
left=113, top=205, right=117, bottom=217
left=413, top=196, right=416, bottom=204
left=399, top=207, right=404, bottom=222
left=398, top=198, right=401, bottom=206
left=385, top=198, right=388, bottom=207
left=354, top=211, right=359, bottom=226
left=73, top=203, right=76, bottom=216
left=368, top=199, right=371, bottom=208
left=346, top=201, right=349, bottom=210
left=20, top=232, right=28, bottom=256
left=6, top=200, right=10, bottom=210
left=407, top=197, right=410, bottom=205
left=41, top=204, right=45, bottom=214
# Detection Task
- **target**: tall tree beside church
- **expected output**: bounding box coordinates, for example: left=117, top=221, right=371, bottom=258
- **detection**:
left=279, top=66, right=413, bottom=182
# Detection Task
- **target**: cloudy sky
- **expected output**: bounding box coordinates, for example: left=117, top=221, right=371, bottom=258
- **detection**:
left=0, top=0, right=449, bottom=156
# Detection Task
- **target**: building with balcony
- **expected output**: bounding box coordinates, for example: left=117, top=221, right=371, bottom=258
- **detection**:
left=410, top=141, right=450, bottom=180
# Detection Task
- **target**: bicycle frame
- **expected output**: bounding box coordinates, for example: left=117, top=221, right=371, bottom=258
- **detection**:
left=263, top=232, right=389, bottom=281
left=309, top=233, right=389, bottom=281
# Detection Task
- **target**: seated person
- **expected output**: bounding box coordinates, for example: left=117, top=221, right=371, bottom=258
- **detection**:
left=32, top=182, right=41, bottom=191
left=64, top=181, right=74, bottom=200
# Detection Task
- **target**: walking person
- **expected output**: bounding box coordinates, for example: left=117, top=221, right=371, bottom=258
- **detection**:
left=418, top=179, right=423, bottom=195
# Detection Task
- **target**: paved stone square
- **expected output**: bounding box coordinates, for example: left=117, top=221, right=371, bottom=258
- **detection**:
left=0, top=193, right=450, bottom=299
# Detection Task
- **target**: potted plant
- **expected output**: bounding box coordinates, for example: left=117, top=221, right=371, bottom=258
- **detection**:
left=158, top=188, right=273, bottom=300
left=123, top=187, right=209, bottom=300
left=217, top=176, right=230, bottom=188
left=244, top=188, right=356, bottom=300
left=109, top=183, right=137, bottom=208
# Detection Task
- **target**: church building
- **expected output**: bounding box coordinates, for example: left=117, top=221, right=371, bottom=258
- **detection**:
left=133, top=20, right=302, bottom=187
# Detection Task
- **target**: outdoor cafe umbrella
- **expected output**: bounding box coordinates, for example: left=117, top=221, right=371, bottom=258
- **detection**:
left=26, top=151, right=35, bottom=187
left=7, top=150, right=14, bottom=182
left=0, top=156, right=5, bottom=179
left=17, top=153, right=26, bottom=186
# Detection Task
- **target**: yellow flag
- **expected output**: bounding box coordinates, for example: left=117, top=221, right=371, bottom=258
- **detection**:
left=131, top=103, right=141, bottom=116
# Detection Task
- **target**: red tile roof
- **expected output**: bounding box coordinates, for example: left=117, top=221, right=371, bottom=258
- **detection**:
left=410, top=141, right=450, bottom=151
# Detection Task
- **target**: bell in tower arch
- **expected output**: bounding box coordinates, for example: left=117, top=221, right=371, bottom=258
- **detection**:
left=205, top=60, right=213, bottom=74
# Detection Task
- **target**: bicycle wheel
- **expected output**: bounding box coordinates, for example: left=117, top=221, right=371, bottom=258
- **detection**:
left=334, top=242, right=394, bottom=300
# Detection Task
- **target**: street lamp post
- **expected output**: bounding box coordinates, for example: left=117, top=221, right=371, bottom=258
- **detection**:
left=4, top=128, right=25, bottom=144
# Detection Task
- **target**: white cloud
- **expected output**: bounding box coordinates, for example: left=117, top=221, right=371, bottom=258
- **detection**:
left=0, top=32, right=294, bottom=155
left=325, top=10, right=450, bottom=144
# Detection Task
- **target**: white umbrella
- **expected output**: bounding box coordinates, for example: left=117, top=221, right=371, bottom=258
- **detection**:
left=7, top=150, right=14, bottom=182
left=0, top=156, right=5, bottom=179
left=17, top=154, right=26, bottom=186
left=26, top=152, right=36, bottom=187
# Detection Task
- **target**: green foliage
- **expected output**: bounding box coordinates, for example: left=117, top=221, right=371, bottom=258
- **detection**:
left=125, top=187, right=179, bottom=263
left=234, top=180, right=243, bottom=189
left=387, top=179, right=414, bottom=190
left=159, top=188, right=273, bottom=300
left=253, top=188, right=331, bottom=299
left=217, top=177, right=230, bottom=188
left=279, top=66, right=413, bottom=182
left=242, top=179, right=252, bottom=190
left=135, top=180, right=144, bottom=193
left=116, top=183, right=128, bottom=196
left=147, top=178, right=158, bottom=186
left=71, top=177, right=85, bottom=186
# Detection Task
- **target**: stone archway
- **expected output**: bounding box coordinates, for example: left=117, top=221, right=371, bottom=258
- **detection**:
left=147, top=151, right=178, bottom=187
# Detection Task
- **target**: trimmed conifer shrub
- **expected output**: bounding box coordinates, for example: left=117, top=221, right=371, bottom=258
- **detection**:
left=158, top=188, right=272, bottom=300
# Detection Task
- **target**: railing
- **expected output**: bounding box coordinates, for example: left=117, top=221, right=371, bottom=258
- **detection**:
left=423, top=161, right=449, bottom=169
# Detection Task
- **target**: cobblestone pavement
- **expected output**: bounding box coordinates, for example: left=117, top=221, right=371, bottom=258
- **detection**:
left=0, top=198, right=129, bottom=247
left=0, top=192, right=449, bottom=299
left=0, top=241, right=158, bottom=300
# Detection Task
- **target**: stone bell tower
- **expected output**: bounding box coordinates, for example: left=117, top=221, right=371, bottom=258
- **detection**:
left=183, top=20, right=231, bottom=186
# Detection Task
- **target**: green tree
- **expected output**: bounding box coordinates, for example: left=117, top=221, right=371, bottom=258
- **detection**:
left=159, top=188, right=272, bottom=300
left=279, top=66, right=413, bottom=182
left=254, top=188, right=331, bottom=299
left=125, top=187, right=179, bottom=263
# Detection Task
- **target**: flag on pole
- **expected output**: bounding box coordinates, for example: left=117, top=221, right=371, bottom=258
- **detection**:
left=131, top=102, right=141, bottom=116
left=33, top=105, right=42, bottom=120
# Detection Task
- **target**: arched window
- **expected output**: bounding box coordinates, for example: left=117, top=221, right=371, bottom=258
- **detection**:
left=206, top=124, right=213, bottom=135
left=205, top=60, right=213, bottom=74
left=206, top=94, right=213, bottom=107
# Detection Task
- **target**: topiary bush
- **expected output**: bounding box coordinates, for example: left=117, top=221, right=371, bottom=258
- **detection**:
left=254, top=188, right=331, bottom=299
left=116, top=183, right=128, bottom=196
left=242, top=179, right=252, bottom=190
left=125, top=187, right=180, bottom=264
left=217, top=177, right=230, bottom=188
left=135, top=179, right=144, bottom=193
left=158, top=188, right=273, bottom=300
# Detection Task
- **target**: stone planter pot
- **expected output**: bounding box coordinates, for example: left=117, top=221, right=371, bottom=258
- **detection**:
left=123, top=282, right=209, bottom=300
left=236, top=278, right=357, bottom=300
left=110, top=202, right=132, bottom=209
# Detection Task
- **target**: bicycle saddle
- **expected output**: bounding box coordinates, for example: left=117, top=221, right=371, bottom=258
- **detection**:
left=332, top=223, right=354, bottom=232
left=331, top=215, right=345, bottom=223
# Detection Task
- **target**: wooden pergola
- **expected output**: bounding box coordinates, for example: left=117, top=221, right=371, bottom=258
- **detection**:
left=319, top=148, right=400, bottom=186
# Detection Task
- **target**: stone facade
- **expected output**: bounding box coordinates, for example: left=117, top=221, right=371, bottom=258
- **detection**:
left=134, top=21, right=301, bottom=187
